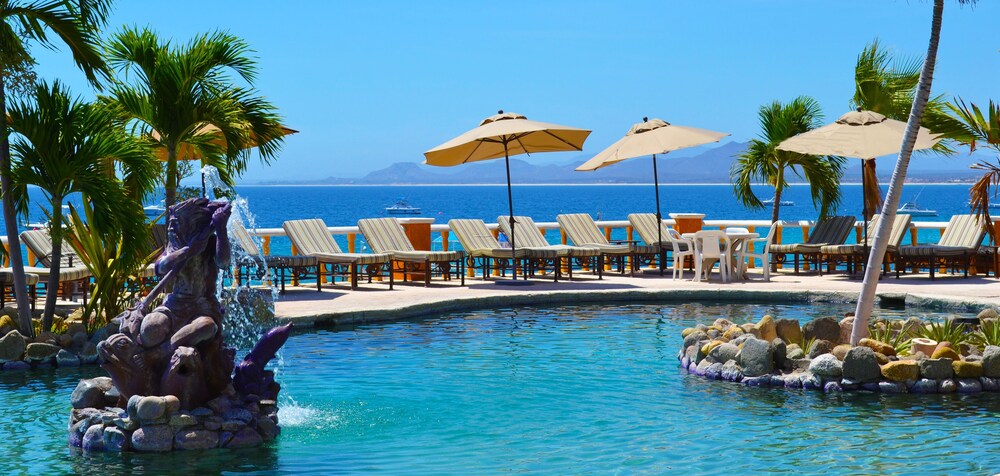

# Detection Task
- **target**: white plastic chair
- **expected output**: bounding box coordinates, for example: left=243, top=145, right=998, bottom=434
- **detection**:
left=737, top=221, right=781, bottom=281
left=668, top=228, right=695, bottom=280
left=693, top=230, right=731, bottom=282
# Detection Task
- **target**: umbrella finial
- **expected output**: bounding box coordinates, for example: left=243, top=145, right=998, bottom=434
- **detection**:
left=856, top=107, right=862, bottom=112
left=498, top=109, right=504, bottom=114
left=643, top=117, right=648, bottom=123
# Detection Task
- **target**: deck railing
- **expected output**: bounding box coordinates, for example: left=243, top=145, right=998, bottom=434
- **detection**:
left=1, top=217, right=990, bottom=273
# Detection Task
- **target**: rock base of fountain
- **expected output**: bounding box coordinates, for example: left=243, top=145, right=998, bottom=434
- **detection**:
left=66, top=198, right=292, bottom=453
left=70, top=379, right=279, bottom=452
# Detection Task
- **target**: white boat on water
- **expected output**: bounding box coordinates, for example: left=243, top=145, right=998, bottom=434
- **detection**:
left=385, top=199, right=421, bottom=215
left=897, top=201, right=937, bottom=216
left=762, top=196, right=794, bottom=206
left=144, top=202, right=166, bottom=221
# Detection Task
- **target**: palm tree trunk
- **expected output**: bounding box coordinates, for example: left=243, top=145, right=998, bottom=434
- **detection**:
left=0, top=78, right=35, bottom=337
left=42, top=197, right=64, bottom=331
left=771, top=168, right=785, bottom=223
left=165, top=147, right=178, bottom=208
left=851, top=0, right=944, bottom=345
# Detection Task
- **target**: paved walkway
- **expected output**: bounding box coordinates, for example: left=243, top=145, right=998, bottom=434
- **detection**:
left=274, top=269, right=1000, bottom=327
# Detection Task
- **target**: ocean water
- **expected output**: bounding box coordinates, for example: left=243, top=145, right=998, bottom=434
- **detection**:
left=4, top=302, right=999, bottom=474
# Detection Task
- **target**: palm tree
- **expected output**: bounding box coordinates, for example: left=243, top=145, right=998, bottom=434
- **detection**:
left=102, top=27, right=286, bottom=208
left=850, top=0, right=978, bottom=345
left=0, top=0, right=110, bottom=336
left=851, top=39, right=971, bottom=218
left=952, top=99, right=1000, bottom=242
left=7, top=81, right=156, bottom=330
left=732, top=96, right=846, bottom=223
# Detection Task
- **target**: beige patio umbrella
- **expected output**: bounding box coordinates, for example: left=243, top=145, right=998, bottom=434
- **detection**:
left=777, top=109, right=940, bottom=249
left=149, top=124, right=299, bottom=161
left=424, top=110, right=591, bottom=282
left=576, top=118, right=729, bottom=272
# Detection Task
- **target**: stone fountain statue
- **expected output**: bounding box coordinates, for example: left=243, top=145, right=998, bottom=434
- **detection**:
left=69, top=198, right=292, bottom=452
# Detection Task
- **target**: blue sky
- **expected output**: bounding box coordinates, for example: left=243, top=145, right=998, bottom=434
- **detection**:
left=31, top=0, right=1000, bottom=182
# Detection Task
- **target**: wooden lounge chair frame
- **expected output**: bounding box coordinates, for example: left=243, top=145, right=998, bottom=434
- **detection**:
left=497, top=215, right=603, bottom=280
left=895, top=214, right=986, bottom=280
left=283, top=219, right=394, bottom=290
left=557, top=213, right=658, bottom=276
left=449, top=218, right=562, bottom=281
left=357, top=218, right=465, bottom=287
left=770, top=216, right=856, bottom=274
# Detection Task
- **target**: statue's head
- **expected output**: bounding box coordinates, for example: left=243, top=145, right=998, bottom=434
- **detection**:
left=167, top=198, right=229, bottom=247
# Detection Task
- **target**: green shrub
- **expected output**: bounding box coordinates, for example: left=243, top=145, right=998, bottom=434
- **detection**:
left=919, top=319, right=971, bottom=347
left=972, top=320, right=1000, bottom=350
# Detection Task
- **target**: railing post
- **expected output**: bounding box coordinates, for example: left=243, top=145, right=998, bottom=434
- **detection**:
left=262, top=236, right=271, bottom=255
left=747, top=225, right=756, bottom=269
left=347, top=233, right=356, bottom=253
left=441, top=230, right=449, bottom=251
left=801, top=224, right=812, bottom=270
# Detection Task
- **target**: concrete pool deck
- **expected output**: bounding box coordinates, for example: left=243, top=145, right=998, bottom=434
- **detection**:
left=273, top=270, right=1000, bottom=327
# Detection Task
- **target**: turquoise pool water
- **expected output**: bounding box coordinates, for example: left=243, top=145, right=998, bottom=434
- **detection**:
left=4, top=302, right=1000, bottom=474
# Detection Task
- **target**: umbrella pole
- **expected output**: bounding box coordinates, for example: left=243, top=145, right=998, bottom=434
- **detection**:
left=504, top=142, right=519, bottom=280
left=653, top=154, right=664, bottom=275
left=862, top=166, right=868, bottom=276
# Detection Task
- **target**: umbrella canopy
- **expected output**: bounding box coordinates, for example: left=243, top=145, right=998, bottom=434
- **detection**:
left=424, top=112, right=590, bottom=166
left=576, top=117, right=729, bottom=273
left=424, top=111, right=591, bottom=282
left=576, top=118, right=729, bottom=171
left=776, top=109, right=939, bottom=160
left=777, top=109, right=941, bottom=247
left=149, top=124, right=299, bottom=161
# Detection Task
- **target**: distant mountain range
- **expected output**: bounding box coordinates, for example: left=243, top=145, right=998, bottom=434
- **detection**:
left=262, top=141, right=995, bottom=185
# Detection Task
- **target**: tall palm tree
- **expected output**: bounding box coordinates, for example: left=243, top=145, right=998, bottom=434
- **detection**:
left=850, top=0, right=978, bottom=345
left=7, top=81, right=156, bottom=329
left=0, top=0, right=111, bottom=336
left=102, top=27, right=286, bottom=208
left=952, top=99, right=1000, bottom=242
left=851, top=39, right=971, bottom=218
left=732, top=96, right=846, bottom=223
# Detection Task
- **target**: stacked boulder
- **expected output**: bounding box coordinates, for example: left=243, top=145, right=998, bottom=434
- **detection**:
left=678, top=308, right=1000, bottom=395
left=0, top=310, right=116, bottom=371
left=69, top=379, right=280, bottom=452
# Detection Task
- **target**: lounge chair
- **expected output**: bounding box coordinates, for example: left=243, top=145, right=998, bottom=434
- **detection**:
left=819, top=214, right=912, bottom=276
left=896, top=214, right=986, bottom=279
left=357, top=218, right=465, bottom=286
left=19, top=229, right=92, bottom=302
left=556, top=213, right=658, bottom=275
left=497, top=215, right=602, bottom=280
left=769, top=216, right=856, bottom=274
left=449, top=219, right=560, bottom=281
left=231, top=220, right=319, bottom=293
left=0, top=269, right=38, bottom=309
left=627, top=213, right=693, bottom=274
left=283, top=219, right=394, bottom=290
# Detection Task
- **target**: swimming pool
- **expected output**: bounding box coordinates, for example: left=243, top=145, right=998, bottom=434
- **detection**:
left=4, top=302, right=1000, bottom=474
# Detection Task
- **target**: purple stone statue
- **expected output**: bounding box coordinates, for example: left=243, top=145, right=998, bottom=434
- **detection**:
left=97, top=198, right=291, bottom=410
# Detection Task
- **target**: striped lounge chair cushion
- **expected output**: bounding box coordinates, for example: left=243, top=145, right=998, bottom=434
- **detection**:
left=450, top=219, right=564, bottom=260
left=771, top=216, right=856, bottom=254
left=261, top=255, right=320, bottom=267
left=230, top=220, right=263, bottom=255
left=557, top=213, right=612, bottom=246
left=357, top=218, right=415, bottom=253
left=627, top=213, right=675, bottom=247
left=819, top=244, right=863, bottom=255
left=390, top=250, right=464, bottom=262
left=898, top=245, right=977, bottom=257
left=498, top=216, right=552, bottom=248
left=20, top=229, right=87, bottom=267
left=898, top=214, right=985, bottom=258
left=283, top=219, right=346, bottom=255
left=23, top=265, right=91, bottom=282
left=311, top=252, right=390, bottom=265
left=0, top=270, right=40, bottom=285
